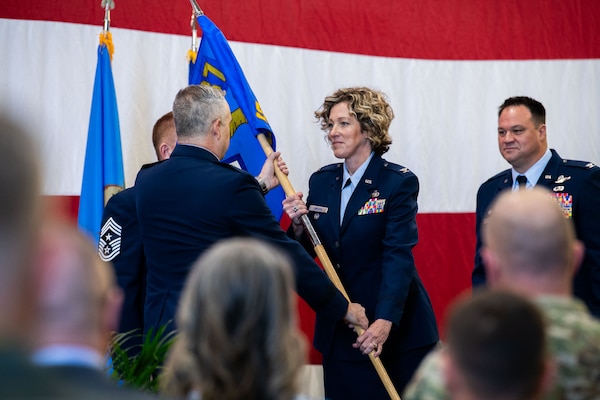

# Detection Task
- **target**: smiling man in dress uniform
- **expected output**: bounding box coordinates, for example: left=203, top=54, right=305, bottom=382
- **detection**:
left=473, top=96, right=600, bottom=317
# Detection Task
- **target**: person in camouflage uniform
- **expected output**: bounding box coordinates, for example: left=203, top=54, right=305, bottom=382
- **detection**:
left=403, top=188, right=600, bottom=400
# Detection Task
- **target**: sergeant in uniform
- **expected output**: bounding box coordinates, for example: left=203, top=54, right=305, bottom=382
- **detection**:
left=404, top=188, right=600, bottom=399
left=473, top=96, right=600, bottom=317
left=98, top=111, right=177, bottom=350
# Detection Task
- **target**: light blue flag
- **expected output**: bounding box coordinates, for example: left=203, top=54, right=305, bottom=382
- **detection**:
left=189, top=15, right=285, bottom=221
left=78, top=38, right=125, bottom=245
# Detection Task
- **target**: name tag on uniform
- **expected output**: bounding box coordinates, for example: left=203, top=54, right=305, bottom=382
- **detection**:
left=358, top=198, right=386, bottom=215
left=309, top=205, right=329, bottom=213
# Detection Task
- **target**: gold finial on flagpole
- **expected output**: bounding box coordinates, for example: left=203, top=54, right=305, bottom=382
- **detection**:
left=189, top=0, right=204, bottom=17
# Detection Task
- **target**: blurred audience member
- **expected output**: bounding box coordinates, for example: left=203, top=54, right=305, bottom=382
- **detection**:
left=0, top=113, right=83, bottom=399
left=161, top=237, right=307, bottom=400
left=32, top=220, right=156, bottom=399
left=442, top=290, right=552, bottom=400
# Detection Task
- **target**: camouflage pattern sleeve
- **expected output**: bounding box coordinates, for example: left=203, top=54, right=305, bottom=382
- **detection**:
left=537, top=296, right=600, bottom=400
left=402, top=346, right=449, bottom=400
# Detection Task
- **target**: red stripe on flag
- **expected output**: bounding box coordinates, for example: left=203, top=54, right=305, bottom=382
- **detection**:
left=414, top=212, right=475, bottom=333
left=2, top=0, right=599, bottom=59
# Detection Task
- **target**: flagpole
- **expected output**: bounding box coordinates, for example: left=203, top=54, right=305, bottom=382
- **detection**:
left=187, top=8, right=199, bottom=77
left=99, top=0, right=115, bottom=61
left=102, top=0, right=114, bottom=32
left=189, top=0, right=202, bottom=52
left=256, top=133, right=401, bottom=400
left=190, top=12, right=198, bottom=53
left=189, top=0, right=204, bottom=17
left=78, top=0, right=123, bottom=243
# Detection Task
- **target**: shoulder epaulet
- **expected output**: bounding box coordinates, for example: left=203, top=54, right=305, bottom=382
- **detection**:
left=140, top=160, right=164, bottom=171
left=381, top=160, right=413, bottom=175
left=560, top=158, right=599, bottom=170
left=221, top=162, right=247, bottom=174
left=315, top=163, right=342, bottom=175
left=483, top=169, right=511, bottom=184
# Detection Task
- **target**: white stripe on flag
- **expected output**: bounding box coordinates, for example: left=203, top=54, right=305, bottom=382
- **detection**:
left=1, top=18, right=599, bottom=213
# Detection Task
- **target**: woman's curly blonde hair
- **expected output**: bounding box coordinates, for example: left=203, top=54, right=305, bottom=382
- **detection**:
left=315, top=87, right=394, bottom=155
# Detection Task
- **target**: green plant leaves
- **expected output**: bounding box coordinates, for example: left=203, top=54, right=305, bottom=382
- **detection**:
left=108, top=324, right=177, bottom=392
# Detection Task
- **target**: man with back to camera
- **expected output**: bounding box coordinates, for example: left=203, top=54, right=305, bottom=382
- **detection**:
left=135, top=85, right=368, bottom=343
left=473, top=96, right=600, bottom=317
left=100, top=110, right=289, bottom=346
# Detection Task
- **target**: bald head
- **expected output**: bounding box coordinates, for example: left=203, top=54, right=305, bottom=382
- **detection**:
left=482, top=188, right=579, bottom=287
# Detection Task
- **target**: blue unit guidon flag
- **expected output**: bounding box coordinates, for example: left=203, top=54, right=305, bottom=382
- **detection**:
left=189, top=15, right=284, bottom=221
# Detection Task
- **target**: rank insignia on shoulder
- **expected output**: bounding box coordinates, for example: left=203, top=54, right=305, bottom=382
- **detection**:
left=555, top=175, right=571, bottom=184
left=358, top=198, right=386, bottom=215
left=98, top=217, right=122, bottom=262
left=549, top=193, right=573, bottom=219
left=400, top=167, right=409, bottom=173
left=586, top=162, right=596, bottom=169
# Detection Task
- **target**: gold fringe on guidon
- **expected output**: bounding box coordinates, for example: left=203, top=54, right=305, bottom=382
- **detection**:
left=187, top=48, right=197, bottom=64
left=99, top=31, right=114, bottom=61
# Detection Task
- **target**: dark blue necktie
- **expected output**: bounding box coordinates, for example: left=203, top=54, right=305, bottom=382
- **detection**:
left=340, top=178, right=352, bottom=225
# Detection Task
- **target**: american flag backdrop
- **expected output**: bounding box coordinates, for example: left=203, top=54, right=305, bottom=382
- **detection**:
left=2, top=0, right=599, bottom=363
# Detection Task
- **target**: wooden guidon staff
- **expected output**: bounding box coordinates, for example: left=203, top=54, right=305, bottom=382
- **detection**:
left=257, top=134, right=401, bottom=400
